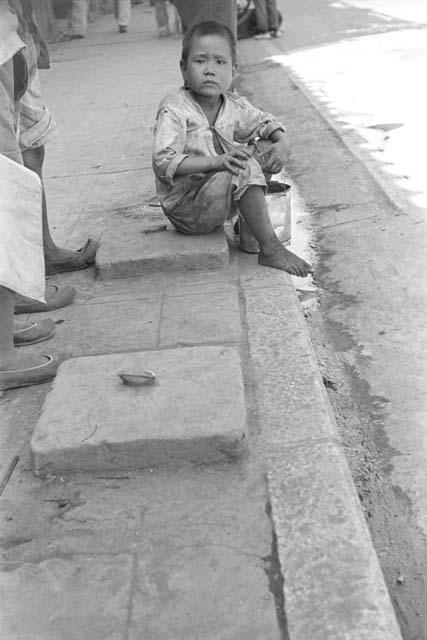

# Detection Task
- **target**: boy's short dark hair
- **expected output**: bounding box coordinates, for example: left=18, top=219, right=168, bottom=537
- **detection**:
left=181, top=20, right=237, bottom=65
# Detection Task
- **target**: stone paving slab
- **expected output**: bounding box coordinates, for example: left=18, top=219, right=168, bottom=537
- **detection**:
left=26, top=298, right=162, bottom=357
left=131, top=544, right=280, bottom=640
left=31, top=346, right=247, bottom=475
left=0, top=555, right=132, bottom=640
left=160, top=287, right=242, bottom=347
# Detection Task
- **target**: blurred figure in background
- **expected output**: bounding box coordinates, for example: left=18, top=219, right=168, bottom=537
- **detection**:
left=70, top=0, right=87, bottom=38
left=173, top=0, right=236, bottom=37
left=70, top=0, right=131, bottom=36
left=114, top=0, right=131, bottom=32
left=253, top=0, right=283, bottom=39
left=154, top=0, right=180, bottom=38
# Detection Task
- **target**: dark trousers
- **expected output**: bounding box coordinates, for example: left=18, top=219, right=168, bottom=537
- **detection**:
left=173, top=0, right=236, bottom=37
left=253, top=0, right=279, bottom=32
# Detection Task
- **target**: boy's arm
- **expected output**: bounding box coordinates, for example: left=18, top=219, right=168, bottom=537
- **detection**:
left=152, top=104, right=188, bottom=185
left=175, top=150, right=250, bottom=176
left=232, top=95, right=288, bottom=173
left=263, top=128, right=288, bottom=175
left=233, top=95, right=286, bottom=144
left=153, top=102, right=249, bottom=182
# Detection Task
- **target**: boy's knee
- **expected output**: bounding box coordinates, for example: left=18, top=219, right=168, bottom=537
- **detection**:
left=22, top=145, right=45, bottom=175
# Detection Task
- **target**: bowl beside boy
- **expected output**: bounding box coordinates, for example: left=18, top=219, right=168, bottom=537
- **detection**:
left=152, top=20, right=312, bottom=278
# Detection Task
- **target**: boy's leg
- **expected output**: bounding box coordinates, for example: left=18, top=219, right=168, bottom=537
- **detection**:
left=165, top=171, right=234, bottom=235
left=238, top=185, right=312, bottom=277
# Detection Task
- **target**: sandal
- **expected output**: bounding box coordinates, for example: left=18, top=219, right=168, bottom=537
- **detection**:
left=45, top=239, right=99, bottom=276
left=14, top=319, right=56, bottom=347
left=15, top=284, right=75, bottom=314
left=0, top=354, right=62, bottom=391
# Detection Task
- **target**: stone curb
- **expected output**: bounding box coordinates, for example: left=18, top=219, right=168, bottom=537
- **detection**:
left=239, top=41, right=403, bottom=639
left=242, top=281, right=402, bottom=639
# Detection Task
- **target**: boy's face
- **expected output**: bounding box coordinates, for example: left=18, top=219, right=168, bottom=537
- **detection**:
left=181, top=34, right=236, bottom=101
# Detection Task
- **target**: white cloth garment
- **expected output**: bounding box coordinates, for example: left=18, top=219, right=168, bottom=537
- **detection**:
left=71, top=0, right=88, bottom=35
left=117, top=0, right=131, bottom=27
left=0, top=153, right=45, bottom=301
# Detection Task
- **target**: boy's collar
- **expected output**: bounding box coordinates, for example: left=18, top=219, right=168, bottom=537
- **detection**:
left=182, top=86, right=227, bottom=101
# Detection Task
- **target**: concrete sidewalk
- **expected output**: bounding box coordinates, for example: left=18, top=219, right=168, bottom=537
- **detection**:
left=0, top=5, right=401, bottom=639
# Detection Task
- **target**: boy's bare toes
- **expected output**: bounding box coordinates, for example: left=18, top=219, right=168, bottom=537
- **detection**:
left=258, top=245, right=313, bottom=277
left=295, top=259, right=313, bottom=278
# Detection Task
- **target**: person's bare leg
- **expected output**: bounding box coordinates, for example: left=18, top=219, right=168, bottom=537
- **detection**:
left=0, top=286, right=44, bottom=371
left=21, top=145, right=98, bottom=273
left=238, top=185, right=313, bottom=277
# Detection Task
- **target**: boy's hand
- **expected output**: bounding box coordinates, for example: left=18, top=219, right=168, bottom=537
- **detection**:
left=262, top=138, right=288, bottom=174
left=215, top=149, right=250, bottom=175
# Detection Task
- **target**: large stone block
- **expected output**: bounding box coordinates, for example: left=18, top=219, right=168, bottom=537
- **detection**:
left=96, top=223, right=229, bottom=279
left=31, top=346, right=248, bottom=475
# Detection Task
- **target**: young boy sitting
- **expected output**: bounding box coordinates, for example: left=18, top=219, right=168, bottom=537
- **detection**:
left=152, top=20, right=312, bottom=277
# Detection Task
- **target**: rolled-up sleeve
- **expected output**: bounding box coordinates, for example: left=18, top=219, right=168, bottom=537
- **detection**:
left=233, top=96, right=285, bottom=143
left=152, top=102, right=188, bottom=185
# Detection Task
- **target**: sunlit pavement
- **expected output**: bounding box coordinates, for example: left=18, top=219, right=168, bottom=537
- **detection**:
left=274, top=1, right=427, bottom=210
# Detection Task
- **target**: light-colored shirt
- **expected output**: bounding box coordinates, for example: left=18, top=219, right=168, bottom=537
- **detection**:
left=152, top=87, right=285, bottom=209
left=0, top=1, right=24, bottom=65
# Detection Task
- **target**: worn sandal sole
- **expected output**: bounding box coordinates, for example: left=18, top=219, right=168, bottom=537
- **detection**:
left=15, top=284, right=76, bottom=314
left=0, top=355, right=58, bottom=391
left=45, top=239, right=99, bottom=276
left=14, top=319, right=56, bottom=347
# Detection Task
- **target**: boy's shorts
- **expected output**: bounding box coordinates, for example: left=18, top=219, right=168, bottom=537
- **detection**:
left=18, top=33, right=56, bottom=152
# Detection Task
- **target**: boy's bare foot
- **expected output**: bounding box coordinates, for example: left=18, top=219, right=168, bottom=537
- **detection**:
left=258, top=243, right=313, bottom=277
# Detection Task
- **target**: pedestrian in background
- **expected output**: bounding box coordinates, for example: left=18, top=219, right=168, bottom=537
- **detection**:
left=253, top=0, right=283, bottom=39
left=173, top=0, right=236, bottom=37
left=154, top=0, right=180, bottom=37
left=0, top=2, right=61, bottom=390
left=13, top=0, right=98, bottom=280
left=70, top=0, right=131, bottom=36
left=70, top=0, right=87, bottom=37
left=114, top=0, right=131, bottom=32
